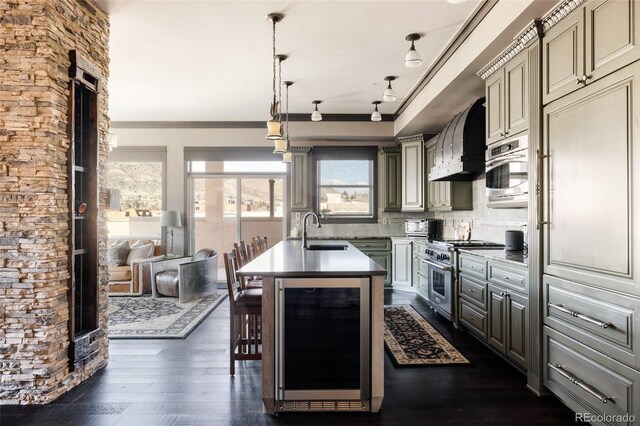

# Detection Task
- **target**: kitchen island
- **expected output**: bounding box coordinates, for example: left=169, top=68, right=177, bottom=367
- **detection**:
left=236, top=240, right=386, bottom=414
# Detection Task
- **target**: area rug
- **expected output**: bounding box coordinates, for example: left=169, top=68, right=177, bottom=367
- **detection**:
left=108, top=294, right=226, bottom=339
left=384, top=305, right=469, bottom=366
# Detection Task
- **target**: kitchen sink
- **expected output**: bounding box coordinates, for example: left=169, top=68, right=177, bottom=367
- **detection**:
left=305, top=244, right=348, bottom=251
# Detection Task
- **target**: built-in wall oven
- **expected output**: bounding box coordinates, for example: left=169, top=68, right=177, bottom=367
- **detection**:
left=275, top=277, right=370, bottom=411
left=486, top=134, right=528, bottom=208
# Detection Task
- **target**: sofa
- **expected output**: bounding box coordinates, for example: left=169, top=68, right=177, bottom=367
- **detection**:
left=108, top=239, right=164, bottom=296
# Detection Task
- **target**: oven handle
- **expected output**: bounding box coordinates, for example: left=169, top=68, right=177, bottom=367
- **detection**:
left=485, top=154, right=527, bottom=173
left=422, top=259, right=452, bottom=272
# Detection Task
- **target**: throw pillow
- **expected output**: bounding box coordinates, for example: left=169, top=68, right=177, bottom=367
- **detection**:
left=126, top=243, right=154, bottom=265
left=107, top=240, right=130, bottom=267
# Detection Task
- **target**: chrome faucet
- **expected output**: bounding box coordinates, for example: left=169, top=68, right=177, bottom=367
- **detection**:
left=302, top=211, right=321, bottom=249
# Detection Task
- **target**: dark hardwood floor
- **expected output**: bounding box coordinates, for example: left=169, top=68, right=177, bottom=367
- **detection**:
left=2, top=290, right=578, bottom=425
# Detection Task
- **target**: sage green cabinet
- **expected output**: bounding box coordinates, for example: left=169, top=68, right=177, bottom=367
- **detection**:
left=425, top=137, right=472, bottom=211
left=543, top=62, right=640, bottom=295
left=290, top=148, right=310, bottom=211
left=543, top=0, right=640, bottom=104
left=381, top=147, right=402, bottom=211
left=399, top=135, right=426, bottom=212
left=349, top=238, right=392, bottom=287
left=458, top=252, right=528, bottom=371
left=486, top=50, right=528, bottom=145
left=488, top=283, right=528, bottom=370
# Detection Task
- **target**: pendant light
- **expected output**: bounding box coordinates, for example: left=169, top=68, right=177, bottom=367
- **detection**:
left=282, top=81, right=294, bottom=163
left=405, top=34, right=422, bottom=68
left=266, top=13, right=284, bottom=140
left=383, top=76, right=397, bottom=102
left=273, top=55, right=288, bottom=153
left=311, top=100, right=323, bottom=121
left=370, top=101, right=382, bottom=122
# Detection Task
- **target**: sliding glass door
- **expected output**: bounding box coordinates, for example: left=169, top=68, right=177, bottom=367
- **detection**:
left=188, top=160, right=286, bottom=282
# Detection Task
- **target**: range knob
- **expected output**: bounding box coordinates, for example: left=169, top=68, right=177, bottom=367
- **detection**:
left=441, top=254, right=449, bottom=261
left=436, top=254, right=442, bottom=260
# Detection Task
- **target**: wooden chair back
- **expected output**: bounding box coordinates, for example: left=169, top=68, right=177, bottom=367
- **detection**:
left=233, top=241, right=249, bottom=267
left=223, top=251, right=241, bottom=302
left=252, top=236, right=268, bottom=255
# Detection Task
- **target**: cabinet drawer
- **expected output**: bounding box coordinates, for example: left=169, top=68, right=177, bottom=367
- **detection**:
left=459, top=273, right=487, bottom=310
left=458, top=254, right=487, bottom=280
left=544, top=274, right=640, bottom=369
left=544, top=327, right=638, bottom=424
left=416, top=273, right=429, bottom=299
left=488, top=261, right=527, bottom=293
left=459, top=300, right=487, bottom=339
left=349, top=239, right=391, bottom=252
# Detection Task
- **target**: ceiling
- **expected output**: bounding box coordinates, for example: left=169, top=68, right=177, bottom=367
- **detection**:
left=96, top=1, right=481, bottom=122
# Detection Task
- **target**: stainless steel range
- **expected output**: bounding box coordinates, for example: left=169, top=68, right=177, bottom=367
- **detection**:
left=415, top=239, right=504, bottom=322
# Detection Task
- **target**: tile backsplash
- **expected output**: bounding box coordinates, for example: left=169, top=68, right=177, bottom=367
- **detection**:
left=431, top=177, right=527, bottom=244
left=296, top=176, right=527, bottom=244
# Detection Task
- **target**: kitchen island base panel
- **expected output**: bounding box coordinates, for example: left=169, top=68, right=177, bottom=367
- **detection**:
left=371, top=275, right=385, bottom=413
left=261, top=276, right=276, bottom=415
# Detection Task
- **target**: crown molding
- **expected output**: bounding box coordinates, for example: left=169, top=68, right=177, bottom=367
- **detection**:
left=477, top=19, right=543, bottom=80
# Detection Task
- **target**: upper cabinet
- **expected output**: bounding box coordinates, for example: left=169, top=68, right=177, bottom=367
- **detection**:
left=543, top=0, right=640, bottom=104
left=290, top=147, right=311, bottom=211
left=426, top=136, right=473, bottom=211
left=381, top=146, right=402, bottom=211
left=399, top=135, right=427, bottom=212
left=486, top=50, right=529, bottom=145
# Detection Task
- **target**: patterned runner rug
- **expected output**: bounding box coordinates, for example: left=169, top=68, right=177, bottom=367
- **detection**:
left=384, top=305, right=469, bottom=366
left=108, top=294, right=226, bottom=339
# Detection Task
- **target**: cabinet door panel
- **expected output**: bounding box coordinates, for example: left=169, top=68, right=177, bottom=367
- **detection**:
left=392, top=240, right=413, bottom=287
left=543, top=64, right=638, bottom=294
left=488, top=284, right=506, bottom=353
left=507, top=291, right=527, bottom=369
left=543, top=9, right=584, bottom=104
left=505, top=53, right=528, bottom=136
left=401, top=141, right=424, bottom=211
left=291, top=152, right=309, bottom=210
left=486, top=70, right=505, bottom=144
left=383, top=151, right=402, bottom=211
left=586, top=0, right=640, bottom=82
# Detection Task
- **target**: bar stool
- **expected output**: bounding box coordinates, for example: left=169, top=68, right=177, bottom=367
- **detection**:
left=223, top=250, right=262, bottom=375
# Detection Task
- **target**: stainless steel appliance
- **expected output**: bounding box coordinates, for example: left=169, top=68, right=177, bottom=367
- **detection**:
left=404, top=219, right=442, bottom=239
left=275, top=277, right=371, bottom=410
left=417, top=239, right=504, bottom=321
left=486, top=134, right=529, bottom=208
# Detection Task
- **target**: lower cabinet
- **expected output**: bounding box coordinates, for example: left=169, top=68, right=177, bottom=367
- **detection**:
left=348, top=238, right=392, bottom=287
left=391, top=238, right=413, bottom=290
left=544, top=326, right=640, bottom=425
left=487, top=283, right=528, bottom=370
left=458, top=252, right=528, bottom=372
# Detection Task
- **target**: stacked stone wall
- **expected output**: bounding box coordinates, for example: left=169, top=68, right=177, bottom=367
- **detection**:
left=0, top=0, right=109, bottom=404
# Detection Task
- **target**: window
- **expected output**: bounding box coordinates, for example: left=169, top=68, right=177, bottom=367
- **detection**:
left=314, top=147, right=377, bottom=221
left=106, top=148, right=166, bottom=239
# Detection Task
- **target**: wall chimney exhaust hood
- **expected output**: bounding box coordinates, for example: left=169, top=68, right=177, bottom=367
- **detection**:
left=429, top=98, right=485, bottom=181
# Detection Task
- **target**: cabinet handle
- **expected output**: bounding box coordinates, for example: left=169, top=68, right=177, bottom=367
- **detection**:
left=469, top=265, right=475, bottom=269
left=468, top=315, right=475, bottom=320
left=547, top=363, right=611, bottom=404
left=576, top=74, right=592, bottom=85
left=536, top=149, right=550, bottom=230
left=501, top=274, right=510, bottom=280
left=500, top=291, right=505, bottom=296
left=467, top=288, right=475, bottom=293
left=547, top=303, right=612, bottom=329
